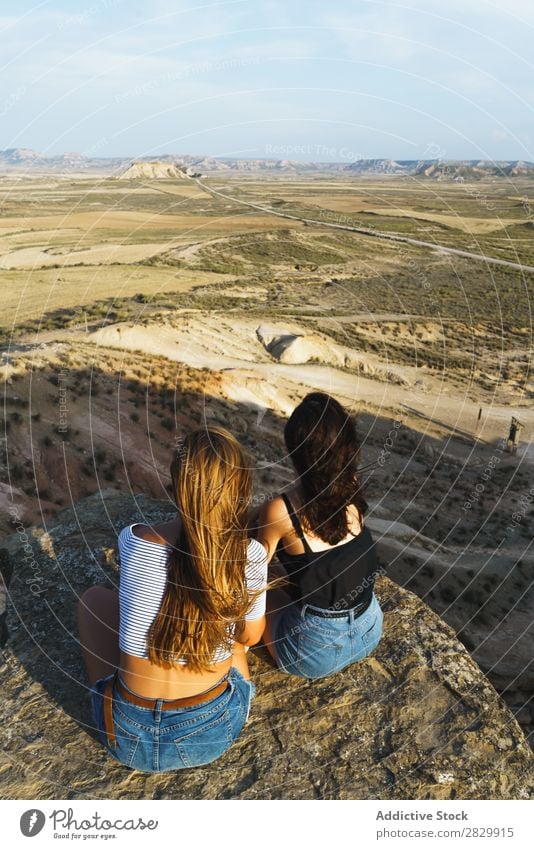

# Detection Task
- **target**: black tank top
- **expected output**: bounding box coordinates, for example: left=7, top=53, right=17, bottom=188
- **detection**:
left=276, top=493, right=379, bottom=609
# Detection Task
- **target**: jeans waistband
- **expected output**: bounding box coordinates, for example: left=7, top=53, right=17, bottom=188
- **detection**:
left=115, top=671, right=230, bottom=711
left=103, top=672, right=230, bottom=748
left=300, top=594, right=373, bottom=619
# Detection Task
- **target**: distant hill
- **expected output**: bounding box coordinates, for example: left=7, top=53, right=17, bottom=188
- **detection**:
left=0, top=147, right=533, bottom=179
left=0, top=147, right=128, bottom=175
left=344, top=158, right=534, bottom=180
left=117, top=160, right=188, bottom=180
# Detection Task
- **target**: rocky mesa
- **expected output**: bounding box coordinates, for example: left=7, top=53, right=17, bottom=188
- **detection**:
left=1, top=491, right=532, bottom=800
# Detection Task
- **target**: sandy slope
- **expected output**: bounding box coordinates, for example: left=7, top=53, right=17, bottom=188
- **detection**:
left=82, top=315, right=533, bottom=447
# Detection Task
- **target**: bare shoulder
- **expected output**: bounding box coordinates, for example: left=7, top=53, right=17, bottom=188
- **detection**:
left=255, top=495, right=293, bottom=560
left=131, top=518, right=180, bottom=546
left=259, top=494, right=291, bottom=527
left=347, top=503, right=365, bottom=534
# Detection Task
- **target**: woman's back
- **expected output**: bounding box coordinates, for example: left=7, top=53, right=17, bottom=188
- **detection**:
left=118, top=522, right=267, bottom=698
left=258, top=391, right=384, bottom=679
left=273, top=491, right=378, bottom=610
left=79, top=425, right=268, bottom=771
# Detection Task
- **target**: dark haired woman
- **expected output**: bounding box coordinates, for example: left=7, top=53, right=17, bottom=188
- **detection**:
left=77, top=427, right=267, bottom=772
left=257, top=392, right=382, bottom=679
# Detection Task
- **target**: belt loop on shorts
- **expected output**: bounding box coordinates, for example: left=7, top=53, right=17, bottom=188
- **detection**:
left=300, top=603, right=309, bottom=620
left=103, top=671, right=118, bottom=750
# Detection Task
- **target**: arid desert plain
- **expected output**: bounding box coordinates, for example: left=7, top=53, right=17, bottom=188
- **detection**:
left=1, top=163, right=533, bottom=746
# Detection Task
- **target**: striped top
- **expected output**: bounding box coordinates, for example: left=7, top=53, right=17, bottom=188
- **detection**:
left=118, top=524, right=268, bottom=664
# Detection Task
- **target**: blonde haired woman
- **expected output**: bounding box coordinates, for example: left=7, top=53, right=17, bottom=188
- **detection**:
left=77, top=427, right=267, bottom=772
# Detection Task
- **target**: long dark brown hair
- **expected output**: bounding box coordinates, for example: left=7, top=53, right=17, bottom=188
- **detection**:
left=147, top=427, right=255, bottom=671
left=284, top=392, right=367, bottom=545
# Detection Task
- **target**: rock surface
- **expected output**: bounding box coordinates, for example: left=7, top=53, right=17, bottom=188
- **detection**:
left=1, top=491, right=532, bottom=800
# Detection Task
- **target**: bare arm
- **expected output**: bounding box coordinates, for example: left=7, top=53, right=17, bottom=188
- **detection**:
left=256, top=496, right=288, bottom=562
left=236, top=615, right=266, bottom=646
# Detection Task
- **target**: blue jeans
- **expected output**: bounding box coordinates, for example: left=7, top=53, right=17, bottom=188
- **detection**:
left=271, top=592, right=383, bottom=679
left=90, top=667, right=255, bottom=772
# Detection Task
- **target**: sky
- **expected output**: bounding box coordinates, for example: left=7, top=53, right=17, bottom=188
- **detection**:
left=0, top=0, right=533, bottom=162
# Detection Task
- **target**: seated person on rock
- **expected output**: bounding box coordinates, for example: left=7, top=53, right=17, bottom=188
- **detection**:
left=257, top=392, right=383, bottom=679
left=77, top=427, right=267, bottom=773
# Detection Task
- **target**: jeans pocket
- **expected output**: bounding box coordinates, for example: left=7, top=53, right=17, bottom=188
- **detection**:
left=296, top=627, right=344, bottom=678
left=110, top=718, right=141, bottom=769
left=174, top=710, right=234, bottom=768
left=361, top=607, right=383, bottom=648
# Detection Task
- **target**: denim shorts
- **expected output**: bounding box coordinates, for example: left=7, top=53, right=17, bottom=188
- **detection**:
left=271, top=592, right=383, bottom=679
left=90, top=667, right=256, bottom=772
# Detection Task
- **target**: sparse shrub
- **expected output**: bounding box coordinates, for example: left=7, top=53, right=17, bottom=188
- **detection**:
left=130, top=412, right=140, bottom=422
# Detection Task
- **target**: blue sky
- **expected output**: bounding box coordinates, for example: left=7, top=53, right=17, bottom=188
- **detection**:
left=1, top=0, right=532, bottom=161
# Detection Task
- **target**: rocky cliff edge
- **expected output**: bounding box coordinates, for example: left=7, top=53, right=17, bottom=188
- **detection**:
left=0, top=491, right=532, bottom=799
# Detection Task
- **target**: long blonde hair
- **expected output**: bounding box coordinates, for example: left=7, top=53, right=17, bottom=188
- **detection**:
left=147, top=427, right=254, bottom=671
